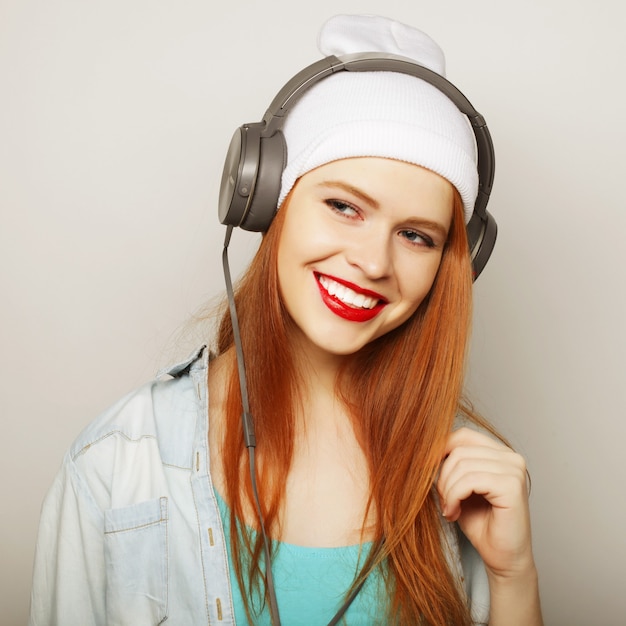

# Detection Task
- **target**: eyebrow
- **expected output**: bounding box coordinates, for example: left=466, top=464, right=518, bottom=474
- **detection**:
left=318, top=180, right=449, bottom=240
left=318, top=180, right=380, bottom=209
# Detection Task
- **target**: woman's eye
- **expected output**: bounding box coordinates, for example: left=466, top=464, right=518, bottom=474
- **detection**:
left=400, top=229, right=435, bottom=248
left=325, top=199, right=359, bottom=218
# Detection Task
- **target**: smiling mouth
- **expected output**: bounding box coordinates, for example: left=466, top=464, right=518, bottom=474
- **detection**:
left=317, top=274, right=380, bottom=309
left=315, top=273, right=387, bottom=322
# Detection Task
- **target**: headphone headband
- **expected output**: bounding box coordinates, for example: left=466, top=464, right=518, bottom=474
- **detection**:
left=219, top=52, right=497, bottom=278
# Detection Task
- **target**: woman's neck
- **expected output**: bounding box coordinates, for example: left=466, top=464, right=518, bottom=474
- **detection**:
left=289, top=338, right=351, bottom=431
left=284, top=344, right=375, bottom=547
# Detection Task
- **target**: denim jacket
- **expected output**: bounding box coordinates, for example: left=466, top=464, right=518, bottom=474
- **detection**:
left=29, top=347, right=489, bottom=625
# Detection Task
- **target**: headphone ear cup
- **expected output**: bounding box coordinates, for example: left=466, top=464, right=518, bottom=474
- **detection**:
left=219, top=125, right=260, bottom=228
left=467, top=210, right=497, bottom=280
left=239, top=131, right=287, bottom=232
left=218, top=125, right=286, bottom=232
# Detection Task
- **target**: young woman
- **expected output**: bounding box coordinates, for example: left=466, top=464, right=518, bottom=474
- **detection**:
left=29, top=14, right=543, bottom=626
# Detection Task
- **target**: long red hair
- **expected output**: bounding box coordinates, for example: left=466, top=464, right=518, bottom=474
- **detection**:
left=217, top=187, right=476, bottom=624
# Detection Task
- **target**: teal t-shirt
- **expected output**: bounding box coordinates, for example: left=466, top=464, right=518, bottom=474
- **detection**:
left=214, top=491, right=388, bottom=625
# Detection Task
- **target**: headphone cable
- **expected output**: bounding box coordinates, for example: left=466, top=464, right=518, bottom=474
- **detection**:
left=222, top=225, right=374, bottom=624
left=222, top=225, right=282, bottom=625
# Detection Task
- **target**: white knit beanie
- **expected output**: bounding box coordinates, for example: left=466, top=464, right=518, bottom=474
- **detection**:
left=277, top=14, right=478, bottom=223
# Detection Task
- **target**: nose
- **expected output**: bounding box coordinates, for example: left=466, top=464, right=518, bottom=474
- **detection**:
left=345, top=226, right=393, bottom=280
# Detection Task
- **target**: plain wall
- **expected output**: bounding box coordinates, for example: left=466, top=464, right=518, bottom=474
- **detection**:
left=2, top=0, right=624, bottom=624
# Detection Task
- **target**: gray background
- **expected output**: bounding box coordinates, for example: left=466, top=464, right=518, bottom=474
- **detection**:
left=2, top=0, right=625, bottom=624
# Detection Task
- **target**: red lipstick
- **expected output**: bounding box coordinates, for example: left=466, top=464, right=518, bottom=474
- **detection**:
left=315, top=273, right=387, bottom=322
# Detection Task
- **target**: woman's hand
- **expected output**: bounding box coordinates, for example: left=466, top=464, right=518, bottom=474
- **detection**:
left=437, top=427, right=543, bottom=625
left=437, top=427, right=533, bottom=577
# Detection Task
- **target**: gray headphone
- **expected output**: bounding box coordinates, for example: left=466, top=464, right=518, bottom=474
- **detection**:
left=219, top=52, right=497, bottom=279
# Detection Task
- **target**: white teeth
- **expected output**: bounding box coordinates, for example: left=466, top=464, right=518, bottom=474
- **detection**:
left=353, top=294, right=366, bottom=308
left=318, top=275, right=379, bottom=309
left=338, top=285, right=354, bottom=305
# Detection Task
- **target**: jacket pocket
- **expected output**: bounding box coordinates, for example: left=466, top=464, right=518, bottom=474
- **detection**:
left=104, top=497, right=169, bottom=625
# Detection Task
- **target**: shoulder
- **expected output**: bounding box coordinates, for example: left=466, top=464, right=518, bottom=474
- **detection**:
left=70, top=347, right=206, bottom=461
left=64, top=347, right=208, bottom=509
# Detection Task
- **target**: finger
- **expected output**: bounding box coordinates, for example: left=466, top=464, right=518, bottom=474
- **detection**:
left=439, top=464, right=528, bottom=522
left=444, top=426, right=508, bottom=456
left=438, top=443, right=526, bottom=498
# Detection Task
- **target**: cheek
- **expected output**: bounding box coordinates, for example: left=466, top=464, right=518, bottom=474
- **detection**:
left=275, top=213, right=317, bottom=300
left=279, top=207, right=340, bottom=264
left=399, top=255, right=444, bottom=308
